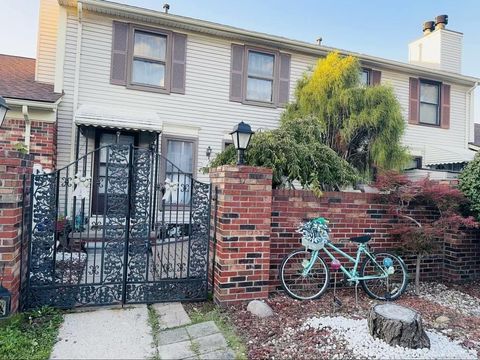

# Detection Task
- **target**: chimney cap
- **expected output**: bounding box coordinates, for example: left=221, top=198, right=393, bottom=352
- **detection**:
left=316, top=37, right=323, bottom=45
left=435, top=15, right=448, bottom=26
left=163, top=3, right=170, bottom=13
left=423, top=21, right=435, bottom=33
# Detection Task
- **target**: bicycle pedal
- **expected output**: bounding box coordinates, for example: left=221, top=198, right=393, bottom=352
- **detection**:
left=333, top=296, right=342, bottom=307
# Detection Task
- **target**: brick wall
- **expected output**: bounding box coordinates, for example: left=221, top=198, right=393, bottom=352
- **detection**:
left=0, top=118, right=57, bottom=169
left=269, top=189, right=448, bottom=291
left=209, top=165, right=273, bottom=305
left=0, top=150, right=33, bottom=313
left=209, top=167, right=479, bottom=304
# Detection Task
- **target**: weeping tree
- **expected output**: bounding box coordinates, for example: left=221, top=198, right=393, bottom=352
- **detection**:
left=208, top=52, right=410, bottom=193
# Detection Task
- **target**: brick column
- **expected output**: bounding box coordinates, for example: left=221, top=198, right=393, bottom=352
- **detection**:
left=209, top=165, right=273, bottom=305
left=0, top=150, right=33, bottom=313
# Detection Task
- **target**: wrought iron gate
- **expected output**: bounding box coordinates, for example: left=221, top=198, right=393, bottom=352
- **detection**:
left=22, top=144, right=211, bottom=309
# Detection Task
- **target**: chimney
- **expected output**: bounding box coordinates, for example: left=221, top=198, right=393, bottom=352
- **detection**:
left=316, top=37, right=323, bottom=46
left=163, top=3, right=170, bottom=14
left=408, top=14, right=463, bottom=73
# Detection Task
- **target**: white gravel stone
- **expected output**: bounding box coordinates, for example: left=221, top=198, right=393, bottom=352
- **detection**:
left=411, top=283, right=480, bottom=317
left=304, top=316, right=476, bottom=359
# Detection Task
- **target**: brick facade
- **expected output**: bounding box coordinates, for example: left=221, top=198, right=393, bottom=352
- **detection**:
left=269, top=190, right=447, bottom=290
left=210, top=166, right=480, bottom=304
left=0, top=151, right=33, bottom=313
left=0, top=118, right=57, bottom=170
left=209, top=165, right=273, bottom=305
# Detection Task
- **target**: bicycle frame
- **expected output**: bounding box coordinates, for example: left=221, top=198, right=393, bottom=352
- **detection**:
left=302, top=241, right=389, bottom=283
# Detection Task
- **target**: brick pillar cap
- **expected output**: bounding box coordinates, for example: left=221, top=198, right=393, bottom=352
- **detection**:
left=209, top=165, right=273, bottom=174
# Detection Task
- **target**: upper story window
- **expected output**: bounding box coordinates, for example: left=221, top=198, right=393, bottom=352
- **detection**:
left=132, top=31, right=167, bottom=88
left=419, top=80, right=440, bottom=125
left=110, top=22, right=187, bottom=94
left=360, top=69, right=371, bottom=86
left=246, top=51, right=275, bottom=103
left=408, top=77, right=450, bottom=129
left=229, top=44, right=291, bottom=107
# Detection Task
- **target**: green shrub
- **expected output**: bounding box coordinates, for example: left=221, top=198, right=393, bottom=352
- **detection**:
left=459, top=153, right=480, bottom=220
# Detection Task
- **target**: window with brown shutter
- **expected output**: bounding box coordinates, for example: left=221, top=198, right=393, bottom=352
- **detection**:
left=229, top=45, right=291, bottom=107
left=110, top=21, right=187, bottom=94
left=360, top=68, right=381, bottom=86
left=371, top=70, right=381, bottom=85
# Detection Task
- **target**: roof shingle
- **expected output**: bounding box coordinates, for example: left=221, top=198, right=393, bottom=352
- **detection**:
left=0, top=54, right=63, bottom=103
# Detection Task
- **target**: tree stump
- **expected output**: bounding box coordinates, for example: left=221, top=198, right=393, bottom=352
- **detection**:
left=368, top=304, right=430, bottom=349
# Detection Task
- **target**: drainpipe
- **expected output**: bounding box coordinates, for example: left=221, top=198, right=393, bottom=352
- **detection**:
left=22, top=105, right=30, bottom=153
left=466, top=81, right=478, bottom=149
left=69, top=2, right=83, bottom=163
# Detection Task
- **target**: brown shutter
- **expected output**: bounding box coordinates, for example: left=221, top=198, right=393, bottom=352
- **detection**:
left=440, top=84, right=451, bottom=129
left=111, top=21, right=129, bottom=85
left=371, top=70, right=381, bottom=85
left=171, top=32, right=187, bottom=94
left=230, top=44, right=245, bottom=102
left=408, top=77, right=420, bottom=124
left=277, top=53, right=291, bottom=106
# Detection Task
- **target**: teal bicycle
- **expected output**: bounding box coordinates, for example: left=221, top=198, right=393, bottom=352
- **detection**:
left=279, top=218, right=408, bottom=301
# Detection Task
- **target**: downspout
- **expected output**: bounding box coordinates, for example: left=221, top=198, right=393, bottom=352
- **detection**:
left=466, top=81, right=479, bottom=148
left=22, top=105, right=30, bottom=153
left=69, top=2, right=83, bottom=162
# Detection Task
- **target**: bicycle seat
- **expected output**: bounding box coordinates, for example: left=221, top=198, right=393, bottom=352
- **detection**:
left=349, top=235, right=371, bottom=244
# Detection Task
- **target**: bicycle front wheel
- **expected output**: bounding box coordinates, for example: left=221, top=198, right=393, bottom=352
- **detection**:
left=360, top=252, right=408, bottom=301
left=279, top=249, right=330, bottom=300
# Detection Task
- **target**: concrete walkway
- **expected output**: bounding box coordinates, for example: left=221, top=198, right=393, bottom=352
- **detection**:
left=51, top=303, right=235, bottom=360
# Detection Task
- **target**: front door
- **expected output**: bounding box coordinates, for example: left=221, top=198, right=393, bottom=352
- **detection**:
left=92, top=131, right=138, bottom=214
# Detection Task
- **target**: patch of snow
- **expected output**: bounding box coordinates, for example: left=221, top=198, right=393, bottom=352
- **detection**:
left=303, top=316, right=476, bottom=359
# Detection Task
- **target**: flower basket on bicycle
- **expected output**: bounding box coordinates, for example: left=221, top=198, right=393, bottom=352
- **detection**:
left=298, top=217, right=330, bottom=251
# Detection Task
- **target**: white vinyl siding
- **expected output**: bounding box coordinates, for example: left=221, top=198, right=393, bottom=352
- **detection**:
left=56, top=12, right=314, bottom=182
left=36, top=0, right=59, bottom=83
left=381, top=69, right=469, bottom=162
left=55, top=10, right=472, bottom=179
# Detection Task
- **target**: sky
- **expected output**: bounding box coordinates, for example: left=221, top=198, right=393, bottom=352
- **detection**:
left=1, top=0, right=479, bottom=121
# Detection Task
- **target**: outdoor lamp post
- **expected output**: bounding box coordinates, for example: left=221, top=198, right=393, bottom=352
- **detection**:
left=0, top=96, right=9, bottom=128
left=230, top=121, right=254, bottom=165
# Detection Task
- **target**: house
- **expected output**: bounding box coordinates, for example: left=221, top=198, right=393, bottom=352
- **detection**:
left=22, top=0, right=476, bottom=184
left=0, top=54, right=62, bottom=170
left=5, top=0, right=480, bottom=309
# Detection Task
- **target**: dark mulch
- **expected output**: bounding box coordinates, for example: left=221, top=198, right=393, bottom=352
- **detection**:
left=220, top=282, right=480, bottom=359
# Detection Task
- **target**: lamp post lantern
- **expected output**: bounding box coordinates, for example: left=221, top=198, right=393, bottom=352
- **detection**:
left=0, top=96, right=9, bottom=128
left=230, top=121, right=254, bottom=165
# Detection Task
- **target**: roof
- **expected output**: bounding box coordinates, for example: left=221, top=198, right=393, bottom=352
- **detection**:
left=0, top=54, right=63, bottom=103
left=75, top=104, right=161, bottom=132
left=59, top=0, right=480, bottom=87
left=424, top=145, right=476, bottom=166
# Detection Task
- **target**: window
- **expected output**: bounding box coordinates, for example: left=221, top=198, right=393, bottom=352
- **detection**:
left=360, top=69, right=370, bottom=86
left=223, top=140, right=233, bottom=150
left=131, top=30, right=168, bottom=88
left=419, top=80, right=440, bottom=125
left=246, top=50, right=275, bottom=103
left=163, top=137, right=197, bottom=205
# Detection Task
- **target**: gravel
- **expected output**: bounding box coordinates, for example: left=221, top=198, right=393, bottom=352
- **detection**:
left=411, top=282, right=480, bottom=317
left=304, top=315, right=477, bottom=359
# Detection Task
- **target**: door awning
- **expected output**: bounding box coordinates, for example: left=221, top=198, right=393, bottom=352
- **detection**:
left=74, top=104, right=162, bottom=132
left=424, top=145, right=476, bottom=166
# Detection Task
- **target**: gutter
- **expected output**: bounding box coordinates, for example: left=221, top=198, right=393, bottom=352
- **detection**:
left=4, top=97, right=62, bottom=111
left=466, top=82, right=479, bottom=149
left=58, top=0, right=479, bottom=86
left=22, top=105, right=31, bottom=153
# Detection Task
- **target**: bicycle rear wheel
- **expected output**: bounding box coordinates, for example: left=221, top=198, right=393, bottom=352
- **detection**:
left=360, top=252, right=408, bottom=301
left=279, top=249, right=330, bottom=300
